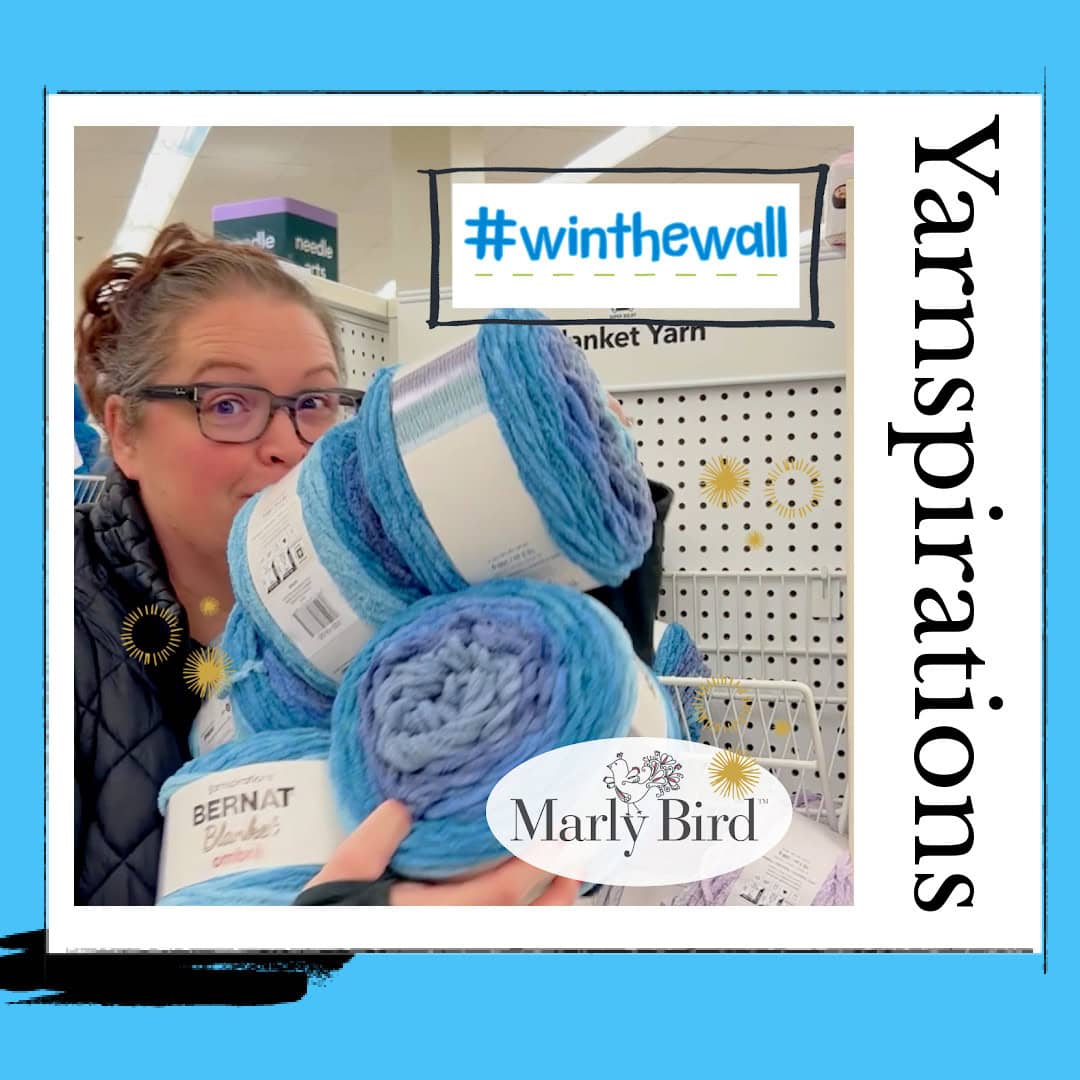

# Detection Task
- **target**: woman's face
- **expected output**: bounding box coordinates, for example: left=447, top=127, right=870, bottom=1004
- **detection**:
left=109, top=289, right=340, bottom=561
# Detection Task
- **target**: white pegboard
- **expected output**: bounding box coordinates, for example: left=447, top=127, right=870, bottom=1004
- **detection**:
left=657, top=571, right=850, bottom=836
left=331, top=308, right=390, bottom=389
left=618, top=376, right=848, bottom=574
left=622, top=373, right=851, bottom=832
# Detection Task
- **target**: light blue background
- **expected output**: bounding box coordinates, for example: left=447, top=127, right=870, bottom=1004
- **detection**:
left=4, top=2, right=1072, bottom=1073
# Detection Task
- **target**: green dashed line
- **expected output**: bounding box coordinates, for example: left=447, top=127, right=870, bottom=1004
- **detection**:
left=675, top=273, right=697, bottom=277
left=553, top=273, right=575, bottom=276
left=757, top=273, right=779, bottom=277
left=716, top=273, right=737, bottom=277
left=594, top=273, right=615, bottom=277
left=634, top=273, right=656, bottom=277
left=474, top=273, right=493, bottom=277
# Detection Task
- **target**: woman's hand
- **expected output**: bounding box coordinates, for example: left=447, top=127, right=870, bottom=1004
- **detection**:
left=301, top=800, right=581, bottom=906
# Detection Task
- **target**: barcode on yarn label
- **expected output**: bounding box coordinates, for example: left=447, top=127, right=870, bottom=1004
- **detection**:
left=157, top=759, right=346, bottom=902
left=292, top=592, right=340, bottom=638
left=245, top=461, right=374, bottom=682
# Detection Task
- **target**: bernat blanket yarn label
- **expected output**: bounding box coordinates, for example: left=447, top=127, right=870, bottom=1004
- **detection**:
left=246, top=466, right=375, bottom=681
left=192, top=692, right=237, bottom=755
left=157, top=759, right=345, bottom=900
left=391, top=339, right=602, bottom=591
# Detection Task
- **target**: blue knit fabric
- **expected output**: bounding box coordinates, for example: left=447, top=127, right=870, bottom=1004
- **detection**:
left=652, top=622, right=711, bottom=741
left=223, top=424, right=425, bottom=735
left=330, top=578, right=676, bottom=881
left=357, top=309, right=655, bottom=594
left=221, top=311, right=655, bottom=741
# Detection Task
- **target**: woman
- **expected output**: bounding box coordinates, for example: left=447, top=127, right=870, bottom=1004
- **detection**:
left=74, top=224, right=581, bottom=907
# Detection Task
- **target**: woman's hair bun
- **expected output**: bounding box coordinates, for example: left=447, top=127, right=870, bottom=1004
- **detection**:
left=74, top=224, right=270, bottom=422
left=73, top=222, right=337, bottom=426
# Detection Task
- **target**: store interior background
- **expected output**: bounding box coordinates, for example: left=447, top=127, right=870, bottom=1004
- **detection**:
left=74, top=124, right=854, bottom=856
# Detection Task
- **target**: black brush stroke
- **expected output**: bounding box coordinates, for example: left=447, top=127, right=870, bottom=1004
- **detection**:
left=0, top=930, right=353, bottom=1007
left=423, top=164, right=835, bottom=330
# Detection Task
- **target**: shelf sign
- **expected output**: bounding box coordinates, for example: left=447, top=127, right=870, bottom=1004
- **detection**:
left=212, top=197, right=338, bottom=281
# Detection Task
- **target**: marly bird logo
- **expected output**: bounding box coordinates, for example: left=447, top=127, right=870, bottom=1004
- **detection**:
left=603, top=751, right=684, bottom=857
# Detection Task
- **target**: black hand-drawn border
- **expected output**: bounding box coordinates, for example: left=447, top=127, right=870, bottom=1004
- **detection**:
left=422, top=164, right=836, bottom=329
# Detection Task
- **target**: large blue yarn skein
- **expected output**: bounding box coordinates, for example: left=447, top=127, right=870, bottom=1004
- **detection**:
left=223, top=423, right=427, bottom=737
left=357, top=309, right=656, bottom=596
left=652, top=622, right=711, bottom=741
left=157, top=728, right=331, bottom=905
left=329, top=578, right=679, bottom=882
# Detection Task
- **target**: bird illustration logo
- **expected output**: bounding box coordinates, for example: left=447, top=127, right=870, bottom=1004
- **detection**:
left=603, top=751, right=684, bottom=813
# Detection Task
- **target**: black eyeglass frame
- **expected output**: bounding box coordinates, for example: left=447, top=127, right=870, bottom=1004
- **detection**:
left=133, top=382, right=364, bottom=445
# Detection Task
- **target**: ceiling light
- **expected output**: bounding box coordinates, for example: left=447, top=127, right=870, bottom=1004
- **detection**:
left=541, top=127, right=676, bottom=184
left=111, top=126, right=210, bottom=255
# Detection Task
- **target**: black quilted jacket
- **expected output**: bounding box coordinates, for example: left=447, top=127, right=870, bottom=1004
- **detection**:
left=74, top=469, right=203, bottom=905
left=72, top=470, right=672, bottom=906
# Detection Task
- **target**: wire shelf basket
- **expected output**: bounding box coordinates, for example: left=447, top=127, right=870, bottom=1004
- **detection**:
left=657, top=674, right=845, bottom=836
left=74, top=474, right=107, bottom=506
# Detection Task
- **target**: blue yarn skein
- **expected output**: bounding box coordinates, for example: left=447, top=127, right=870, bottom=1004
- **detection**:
left=223, top=422, right=428, bottom=737
left=357, top=309, right=656, bottom=596
left=157, top=729, right=331, bottom=905
left=74, top=385, right=102, bottom=475
left=329, top=578, right=678, bottom=882
left=653, top=622, right=711, bottom=741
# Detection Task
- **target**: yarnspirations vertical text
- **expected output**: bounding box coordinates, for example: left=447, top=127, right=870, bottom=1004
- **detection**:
left=888, top=116, right=1000, bottom=911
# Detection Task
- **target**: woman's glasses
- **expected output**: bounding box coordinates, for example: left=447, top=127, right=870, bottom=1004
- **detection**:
left=134, top=383, right=363, bottom=445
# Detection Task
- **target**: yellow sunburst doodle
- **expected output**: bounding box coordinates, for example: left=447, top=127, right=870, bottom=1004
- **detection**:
left=691, top=675, right=754, bottom=733
left=763, top=457, right=825, bottom=519
left=773, top=720, right=792, bottom=736
left=699, top=456, right=750, bottom=509
left=198, top=595, right=221, bottom=617
left=120, top=605, right=183, bottom=666
left=183, top=646, right=234, bottom=698
left=709, top=749, right=761, bottom=800
left=746, top=529, right=764, bottom=550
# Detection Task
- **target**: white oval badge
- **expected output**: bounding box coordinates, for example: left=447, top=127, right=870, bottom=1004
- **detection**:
left=486, top=738, right=793, bottom=887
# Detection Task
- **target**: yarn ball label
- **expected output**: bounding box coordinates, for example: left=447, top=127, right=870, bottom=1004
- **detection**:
left=245, top=464, right=374, bottom=681
left=192, top=692, right=236, bottom=756
left=627, top=662, right=672, bottom=739
left=157, top=759, right=346, bottom=901
left=721, top=810, right=848, bottom=907
left=391, top=339, right=602, bottom=591
left=486, top=737, right=793, bottom=888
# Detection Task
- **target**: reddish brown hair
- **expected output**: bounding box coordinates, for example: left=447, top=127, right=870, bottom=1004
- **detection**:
left=75, top=223, right=343, bottom=426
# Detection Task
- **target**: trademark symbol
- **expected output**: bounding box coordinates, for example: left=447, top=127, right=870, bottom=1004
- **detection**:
left=756, top=797, right=769, bottom=805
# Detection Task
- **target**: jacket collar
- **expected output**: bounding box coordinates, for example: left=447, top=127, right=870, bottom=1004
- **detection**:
left=87, top=466, right=188, bottom=633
